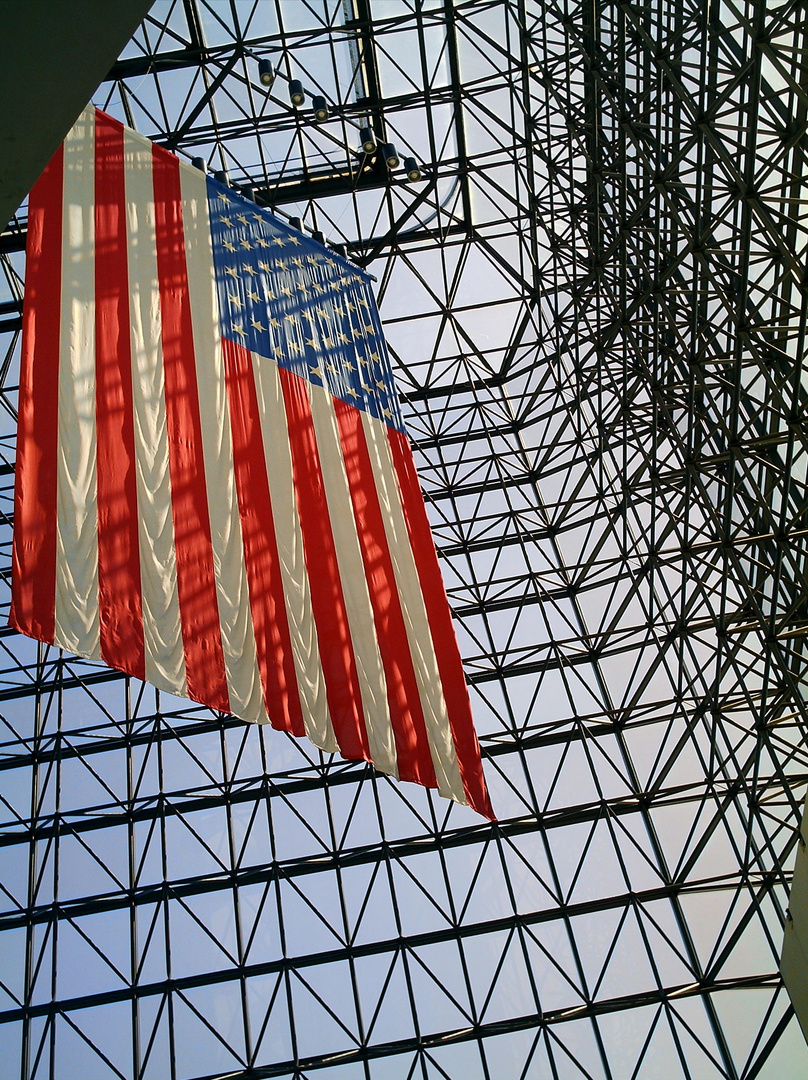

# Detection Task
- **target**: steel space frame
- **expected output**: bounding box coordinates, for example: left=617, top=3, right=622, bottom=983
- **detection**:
left=1, top=0, right=808, bottom=1078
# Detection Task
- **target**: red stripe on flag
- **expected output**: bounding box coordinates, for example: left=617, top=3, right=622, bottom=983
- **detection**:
left=388, top=429, right=495, bottom=820
left=222, top=338, right=305, bottom=735
left=335, top=399, right=437, bottom=787
left=94, top=113, right=146, bottom=680
left=10, top=146, right=64, bottom=643
left=279, top=368, right=370, bottom=762
left=152, top=147, right=230, bottom=712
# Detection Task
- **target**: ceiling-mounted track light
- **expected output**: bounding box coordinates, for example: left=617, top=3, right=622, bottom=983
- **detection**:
left=404, top=157, right=421, bottom=182
left=288, top=79, right=305, bottom=106
left=382, top=142, right=399, bottom=170
left=312, top=96, right=329, bottom=122
left=360, top=126, right=376, bottom=154
left=258, top=59, right=275, bottom=88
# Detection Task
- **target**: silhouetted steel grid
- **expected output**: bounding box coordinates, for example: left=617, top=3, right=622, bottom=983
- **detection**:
left=1, top=0, right=807, bottom=1078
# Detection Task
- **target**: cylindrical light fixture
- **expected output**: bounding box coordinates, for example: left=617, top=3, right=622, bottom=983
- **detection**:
left=359, top=126, right=376, bottom=154
left=288, top=79, right=305, bottom=106
left=289, top=216, right=303, bottom=232
left=312, top=230, right=326, bottom=246
left=214, top=169, right=229, bottom=186
left=382, top=142, right=399, bottom=170
left=191, top=157, right=207, bottom=172
left=241, top=184, right=255, bottom=202
left=258, top=59, right=275, bottom=88
left=403, top=156, right=421, bottom=182
left=312, top=95, right=329, bottom=122
left=332, top=243, right=347, bottom=259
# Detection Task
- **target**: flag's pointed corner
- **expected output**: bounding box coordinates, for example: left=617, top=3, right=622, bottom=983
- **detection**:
left=471, top=788, right=497, bottom=823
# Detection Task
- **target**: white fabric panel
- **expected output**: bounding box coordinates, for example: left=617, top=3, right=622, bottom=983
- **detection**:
left=54, top=105, right=101, bottom=659
left=178, top=164, right=268, bottom=724
left=251, top=355, right=338, bottom=753
left=123, top=130, right=186, bottom=695
left=308, top=383, right=398, bottom=777
left=361, top=412, right=466, bottom=804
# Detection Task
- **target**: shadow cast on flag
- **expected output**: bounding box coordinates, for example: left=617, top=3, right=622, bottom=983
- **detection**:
left=10, top=105, right=494, bottom=820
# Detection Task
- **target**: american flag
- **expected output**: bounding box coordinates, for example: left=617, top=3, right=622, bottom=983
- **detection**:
left=10, top=106, right=494, bottom=819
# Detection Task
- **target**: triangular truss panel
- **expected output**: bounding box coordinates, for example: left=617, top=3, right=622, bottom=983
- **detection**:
left=1, top=1, right=807, bottom=1077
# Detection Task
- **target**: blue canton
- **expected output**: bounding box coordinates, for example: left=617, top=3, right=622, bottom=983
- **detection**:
left=207, top=177, right=404, bottom=433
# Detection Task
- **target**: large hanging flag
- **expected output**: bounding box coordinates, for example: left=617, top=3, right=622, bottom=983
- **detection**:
left=10, top=105, right=494, bottom=819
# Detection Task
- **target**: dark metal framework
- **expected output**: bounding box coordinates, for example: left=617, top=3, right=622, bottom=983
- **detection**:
left=1, top=0, right=807, bottom=1076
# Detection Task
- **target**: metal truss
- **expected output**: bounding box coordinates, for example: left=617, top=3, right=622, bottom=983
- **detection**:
left=1, top=0, right=808, bottom=1077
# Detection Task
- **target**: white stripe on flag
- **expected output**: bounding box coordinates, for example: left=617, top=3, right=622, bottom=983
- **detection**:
left=124, top=129, right=186, bottom=695
left=178, top=163, right=269, bottom=724
left=307, top=382, right=399, bottom=776
left=361, top=411, right=467, bottom=804
left=54, top=105, right=101, bottom=659
left=250, top=354, right=339, bottom=753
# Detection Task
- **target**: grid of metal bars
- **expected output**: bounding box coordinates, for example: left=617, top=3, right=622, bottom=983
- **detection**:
left=1, top=0, right=808, bottom=1077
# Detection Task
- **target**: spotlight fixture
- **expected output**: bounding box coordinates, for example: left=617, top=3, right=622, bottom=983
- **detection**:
left=312, top=230, right=326, bottom=246
left=312, top=95, right=329, bottom=122
left=288, top=79, right=305, bottom=106
left=360, top=126, right=376, bottom=154
left=258, top=59, right=275, bottom=88
left=213, top=170, right=229, bottom=186
left=332, top=243, right=347, bottom=259
left=191, top=157, right=207, bottom=172
left=289, top=216, right=303, bottom=232
left=382, top=142, right=399, bottom=170
left=404, top=156, right=421, bottom=182
left=241, top=184, right=255, bottom=202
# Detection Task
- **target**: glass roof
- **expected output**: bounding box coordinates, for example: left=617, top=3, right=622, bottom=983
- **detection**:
left=1, top=0, right=807, bottom=1077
